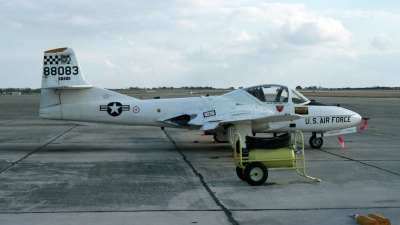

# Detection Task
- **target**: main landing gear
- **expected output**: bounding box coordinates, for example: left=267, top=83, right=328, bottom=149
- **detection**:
left=309, top=134, right=323, bottom=149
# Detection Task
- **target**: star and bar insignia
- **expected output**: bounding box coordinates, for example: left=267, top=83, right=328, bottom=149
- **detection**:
left=100, top=102, right=130, bottom=117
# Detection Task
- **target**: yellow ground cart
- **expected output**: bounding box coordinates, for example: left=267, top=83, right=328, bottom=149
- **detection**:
left=234, top=130, right=321, bottom=186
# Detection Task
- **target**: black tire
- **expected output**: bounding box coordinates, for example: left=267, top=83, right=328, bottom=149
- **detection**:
left=309, top=135, right=323, bottom=149
left=244, top=162, right=268, bottom=186
left=213, top=132, right=228, bottom=143
left=236, top=166, right=246, bottom=181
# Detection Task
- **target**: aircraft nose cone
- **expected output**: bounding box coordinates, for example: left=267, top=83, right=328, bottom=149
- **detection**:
left=351, top=112, right=362, bottom=125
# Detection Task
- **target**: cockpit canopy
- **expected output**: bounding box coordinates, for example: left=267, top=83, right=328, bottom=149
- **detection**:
left=244, top=84, right=309, bottom=104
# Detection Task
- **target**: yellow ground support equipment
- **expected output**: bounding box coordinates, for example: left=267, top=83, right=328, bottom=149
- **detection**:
left=351, top=214, right=391, bottom=225
left=233, top=130, right=321, bottom=186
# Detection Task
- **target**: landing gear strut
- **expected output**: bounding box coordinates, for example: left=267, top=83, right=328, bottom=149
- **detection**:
left=309, top=135, right=323, bottom=149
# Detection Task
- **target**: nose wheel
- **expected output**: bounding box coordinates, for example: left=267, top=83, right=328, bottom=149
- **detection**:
left=309, top=135, right=323, bottom=149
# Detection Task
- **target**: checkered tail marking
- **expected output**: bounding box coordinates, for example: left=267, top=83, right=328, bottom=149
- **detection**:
left=43, top=55, right=71, bottom=65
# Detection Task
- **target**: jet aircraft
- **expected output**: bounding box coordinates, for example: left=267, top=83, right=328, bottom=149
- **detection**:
left=39, top=47, right=362, bottom=148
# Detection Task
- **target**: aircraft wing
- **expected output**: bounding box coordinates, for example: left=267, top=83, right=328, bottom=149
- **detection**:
left=196, top=113, right=301, bottom=131
left=219, top=113, right=301, bottom=124
left=156, top=101, right=301, bottom=131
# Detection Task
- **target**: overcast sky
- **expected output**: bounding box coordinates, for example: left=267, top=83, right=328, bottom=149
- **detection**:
left=1, top=0, right=399, bottom=89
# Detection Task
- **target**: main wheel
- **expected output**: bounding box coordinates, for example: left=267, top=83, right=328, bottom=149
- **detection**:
left=309, top=135, right=323, bottom=149
left=236, top=166, right=246, bottom=181
left=244, top=162, right=268, bottom=186
left=213, top=132, right=229, bottom=143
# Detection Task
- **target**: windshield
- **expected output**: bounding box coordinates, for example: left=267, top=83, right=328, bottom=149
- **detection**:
left=245, top=85, right=288, bottom=103
left=292, top=89, right=308, bottom=104
left=245, top=85, right=309, bottom=104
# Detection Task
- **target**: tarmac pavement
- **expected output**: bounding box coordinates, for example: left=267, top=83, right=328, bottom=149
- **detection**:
left=0, top=94, right=399, bottom=225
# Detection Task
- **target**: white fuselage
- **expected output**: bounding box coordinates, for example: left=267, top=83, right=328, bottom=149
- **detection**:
left=40, top=87, right=361, bottom=134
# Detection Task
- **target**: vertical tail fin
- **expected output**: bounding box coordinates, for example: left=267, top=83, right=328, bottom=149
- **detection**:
left=42, top=47, right=93, bottom=89
left=40, top=47, right=135, bottom=121
left=40, top=47, right=93, bottom=119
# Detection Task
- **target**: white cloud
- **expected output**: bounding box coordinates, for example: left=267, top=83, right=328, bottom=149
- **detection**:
left=67, top=16, right=92, bottom=26
left=128, top=41, right=135, bottom=47
left=261, top=17, right=353, bottom=48
left=0, top=19, right=23, bottom=29
left=342, top=9, right=400, bottom=20
left=105, top=59, right=115, bottom=68
left=271, top=17, right=352, bottom=46
left=218, top=29, right=256, bottom=47
left=176, top=19, right=198, bottom=31
left=0, top=1, right=399, bottom=88
left=371, top=33, right=398, bottom=51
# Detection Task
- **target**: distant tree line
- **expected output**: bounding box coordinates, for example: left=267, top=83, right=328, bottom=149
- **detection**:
left=2, top=86, right=399, bottom=94
left=340, top=86, right=398, bottom=90
left=296, top=86, right=399, bottom=90
left=127, top=86, right=233, bottom=90
left=0, top=88, right=41, bottom=94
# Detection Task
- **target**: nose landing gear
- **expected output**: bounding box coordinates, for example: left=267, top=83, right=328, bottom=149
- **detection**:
left=309, top=135, right=323, bottom=149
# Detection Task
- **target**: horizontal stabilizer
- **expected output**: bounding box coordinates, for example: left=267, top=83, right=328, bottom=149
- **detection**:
left=49, top=85, right=93, bottom=89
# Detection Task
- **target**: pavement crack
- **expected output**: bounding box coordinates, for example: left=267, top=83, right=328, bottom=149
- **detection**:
left=0, top=120, right=16, bottom=125
left=318, top=148, right=400, bottom=176
left=0, top=125, right=79, bottom=175
left=163, top=130, right=239, bottom=225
